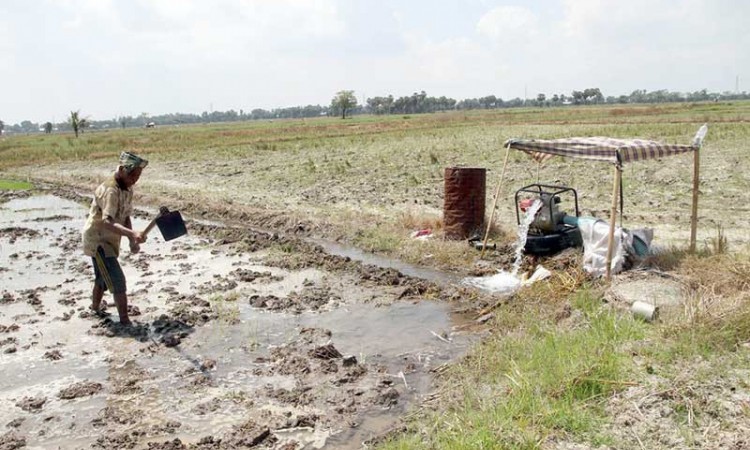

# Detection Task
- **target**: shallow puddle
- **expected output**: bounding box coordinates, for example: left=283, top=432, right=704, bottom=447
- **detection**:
left=0, top=194, right=474, bottom=449
left=313, top=239, right=462, bottom=286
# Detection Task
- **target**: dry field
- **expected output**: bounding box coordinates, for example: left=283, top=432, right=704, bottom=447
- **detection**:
left=3, top=101, right=750, bottom=270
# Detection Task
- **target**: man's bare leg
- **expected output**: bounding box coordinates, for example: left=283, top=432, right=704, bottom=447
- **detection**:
left=91, top=284, right=104, bottom=311
left=113, top=292, right=131, bottom=325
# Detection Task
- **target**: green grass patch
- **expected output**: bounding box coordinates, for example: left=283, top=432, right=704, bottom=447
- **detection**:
left=0, top=179, right=33, bottom=190
left=210, top=292, right=240, bottom=325
left=382, top=290, right=647, bottom=449
left=353, top=227, right=402, bottom=253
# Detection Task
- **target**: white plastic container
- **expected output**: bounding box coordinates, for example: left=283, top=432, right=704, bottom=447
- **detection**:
left=631, top=301, right=659, bottom=322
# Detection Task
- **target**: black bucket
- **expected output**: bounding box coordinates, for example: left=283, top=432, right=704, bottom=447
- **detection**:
left=156, top=210, right=187, bottom=241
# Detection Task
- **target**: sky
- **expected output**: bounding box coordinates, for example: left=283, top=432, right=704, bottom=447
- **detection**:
left=1, top=0, right=748, bottom=124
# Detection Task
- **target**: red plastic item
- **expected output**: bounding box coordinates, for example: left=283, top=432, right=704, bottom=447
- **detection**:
left=519, top=198, right=535, bottom=212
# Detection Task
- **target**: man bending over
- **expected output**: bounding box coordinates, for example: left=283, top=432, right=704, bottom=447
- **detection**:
left=82, top=151, right=148, bottom=325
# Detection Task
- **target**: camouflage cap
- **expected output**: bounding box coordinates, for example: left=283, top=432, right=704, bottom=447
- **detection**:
left=119, top=152, right=149, bottom=170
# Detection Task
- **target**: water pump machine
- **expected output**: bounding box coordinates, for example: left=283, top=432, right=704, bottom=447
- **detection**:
left=515, top=184, right=583, bottom=256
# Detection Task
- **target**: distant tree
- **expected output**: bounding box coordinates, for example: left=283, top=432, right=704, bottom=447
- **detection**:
left=0, top=120, right=4, bottom=135
left=629, top=89, right=647, bottom=103
left=20, top=121, right=35, bottom=132
left=536, top=93, right=546, bottom=105
left=69, top=110, right=89, bottom=138
left=505, top=97, right=524, bottom=107
left=44, top=122, right=53, bottom=134
left=583, top=88, right=604, bottom=104
left=366, top=95, right=394, bottom=114
left=331, top=90, right=357, bottom=119
left=688, top=89, right=710, bottom=102
left=480, top=95, right=497, bottom=109
left=70, top=111, right=80, bottom=137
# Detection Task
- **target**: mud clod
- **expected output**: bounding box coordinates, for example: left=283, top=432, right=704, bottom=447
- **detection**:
left=375, top=387, right=400, bottom=407
left=0, top=431, right=26, bottom=450
left=15, top=396, right=46, bottom=413
left=5, top=418, right=24, bottom=429
left=57, top=381, right=103, bottom=399
left=268, top=386, right=313, bottom=406
left=43, top=350, right=63, bottom=361
left=0, top=324, right=20, bottom=333
left=192, top=398, right=222, bottom=416
left=200, top=420, right=272, bottom=448
left=92, top=406, right=138, bottom=427
left=92, top=431, right=143, bottom=449
left=161, top=334, right=181, bottom=347
left=231, top=268, right=282, bottom=283
left=199, top=358, right=217, bottom=371
left=0, top=226, right=40, bottom=243
left=310, top=344, right=342, bottom=360
left=146, top=439, right=187, bottom=450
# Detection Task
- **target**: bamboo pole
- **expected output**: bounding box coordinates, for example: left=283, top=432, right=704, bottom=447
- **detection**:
left=689, top=147, right=700, bottom=253
left=605, top=165, right=621, bottom=281
left=480, top=143, right=511, bottom=259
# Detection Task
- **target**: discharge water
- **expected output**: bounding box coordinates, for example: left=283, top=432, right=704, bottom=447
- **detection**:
left=461, top=199, right=543, bottom=294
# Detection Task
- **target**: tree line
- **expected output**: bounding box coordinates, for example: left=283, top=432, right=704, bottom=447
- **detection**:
left=2, top=88, right=748, bottom=135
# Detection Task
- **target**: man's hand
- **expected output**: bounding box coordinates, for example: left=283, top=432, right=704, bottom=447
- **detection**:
left=130, top=230, right=147, bottom=244
left=130, top=241, right=141, bottom=254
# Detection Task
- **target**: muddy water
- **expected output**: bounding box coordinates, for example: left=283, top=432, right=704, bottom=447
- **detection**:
left=0, top=195, right=473, bottom=449
left=311, top=239, right=462, bottom=286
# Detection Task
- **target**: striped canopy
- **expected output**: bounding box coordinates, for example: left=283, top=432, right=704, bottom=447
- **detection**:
left=504, top=136, right=699, bottom=165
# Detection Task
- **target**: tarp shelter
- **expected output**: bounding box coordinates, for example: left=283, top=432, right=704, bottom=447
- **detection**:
left=482, top=125, right=708, bottom=280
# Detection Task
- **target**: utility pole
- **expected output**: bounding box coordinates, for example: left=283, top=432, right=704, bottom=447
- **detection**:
left=736, top=75, right=740, bottom=94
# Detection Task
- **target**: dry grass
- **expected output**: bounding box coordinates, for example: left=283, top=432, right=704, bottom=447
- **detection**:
left=654, top=251, right=750, bottom=353
left=679, top=253, right=750, bottom=298
left=397, top=207, right=443, bottom=233
left=488, top=264, right=594, bottom=333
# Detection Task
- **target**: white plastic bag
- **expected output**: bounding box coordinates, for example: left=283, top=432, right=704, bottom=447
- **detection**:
left=577, top=218, right=629, bottom=277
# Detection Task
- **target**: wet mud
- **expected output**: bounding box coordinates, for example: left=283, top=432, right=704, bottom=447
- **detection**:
left=0, top=191, right=488, bottom=449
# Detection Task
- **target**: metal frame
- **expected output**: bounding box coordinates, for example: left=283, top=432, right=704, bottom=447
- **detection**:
left=513, top=183, right=580, bottom=227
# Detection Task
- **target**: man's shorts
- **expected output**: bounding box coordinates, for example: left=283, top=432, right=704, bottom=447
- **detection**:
left=91, top=246, right=127, bottom=294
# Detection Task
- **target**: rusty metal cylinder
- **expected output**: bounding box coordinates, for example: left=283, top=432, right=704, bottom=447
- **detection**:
left=443, top=167, right=486, bottom=240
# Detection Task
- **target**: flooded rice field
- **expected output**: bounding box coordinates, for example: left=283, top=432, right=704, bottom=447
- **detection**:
left=0, top=193, right=478, bottom=449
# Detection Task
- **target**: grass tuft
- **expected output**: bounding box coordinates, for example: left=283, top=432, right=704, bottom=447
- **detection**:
left=0, top=179, right=33, bottom=190
left=211, top=292, right=241, bottom=325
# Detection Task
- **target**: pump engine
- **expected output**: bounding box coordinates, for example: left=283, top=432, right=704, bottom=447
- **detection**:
left=515, top=184, right=583, bottom=256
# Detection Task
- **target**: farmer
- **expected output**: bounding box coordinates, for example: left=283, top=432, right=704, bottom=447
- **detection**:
left=82, top=151, right=148, bottom=325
